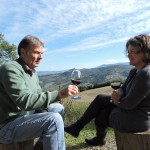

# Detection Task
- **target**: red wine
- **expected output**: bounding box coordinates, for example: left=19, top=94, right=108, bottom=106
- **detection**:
left=111, top=84, right=121, bottom=90
left=71, top=79, right=82, bottom=85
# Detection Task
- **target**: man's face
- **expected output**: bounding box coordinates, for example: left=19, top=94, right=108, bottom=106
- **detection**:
left=20, top=45, right=43, bottom=69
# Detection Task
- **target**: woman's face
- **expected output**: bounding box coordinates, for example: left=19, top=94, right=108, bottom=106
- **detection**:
left=128, top=45, right=146, bottom=69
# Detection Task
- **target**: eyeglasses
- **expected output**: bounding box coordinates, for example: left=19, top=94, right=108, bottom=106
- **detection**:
left=127, top=50, right=142, bottom=55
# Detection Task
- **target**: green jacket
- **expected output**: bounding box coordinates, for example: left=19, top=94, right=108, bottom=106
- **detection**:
left=0, top=60, right=60, bottom=124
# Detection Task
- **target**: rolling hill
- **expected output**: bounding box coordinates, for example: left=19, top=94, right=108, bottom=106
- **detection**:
left=39, top=63, right=133, bottom=91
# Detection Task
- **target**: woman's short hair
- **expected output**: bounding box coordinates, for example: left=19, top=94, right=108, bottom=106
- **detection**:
left=18, top=35, right=45, bottom=56
left=126, top=34, right=150, bottom=63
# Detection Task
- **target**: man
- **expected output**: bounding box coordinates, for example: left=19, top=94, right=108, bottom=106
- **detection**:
left=0, top=35, right=78, bottom=150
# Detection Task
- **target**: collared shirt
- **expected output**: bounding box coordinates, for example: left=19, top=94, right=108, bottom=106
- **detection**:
left=16, top=57, right=35, bottom=76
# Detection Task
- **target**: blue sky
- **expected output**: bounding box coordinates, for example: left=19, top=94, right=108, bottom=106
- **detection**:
left=0, top=0, right=150, bottom=71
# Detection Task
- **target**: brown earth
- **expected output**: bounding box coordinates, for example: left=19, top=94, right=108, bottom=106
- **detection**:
left=78, top=86, right=112, bottom=102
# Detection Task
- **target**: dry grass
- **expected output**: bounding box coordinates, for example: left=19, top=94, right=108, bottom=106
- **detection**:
left=77, top=86, right=112, bottom=102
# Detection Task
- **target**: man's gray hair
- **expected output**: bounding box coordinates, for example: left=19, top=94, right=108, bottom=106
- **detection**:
left=18, top=35, right=44, bottom=56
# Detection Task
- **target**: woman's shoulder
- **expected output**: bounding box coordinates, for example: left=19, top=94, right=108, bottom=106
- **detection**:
left=141, top=64, right=150, bottom=72
left=129, top=67, right=137, bottom=74
left=137, top=65, right=150, bottom=77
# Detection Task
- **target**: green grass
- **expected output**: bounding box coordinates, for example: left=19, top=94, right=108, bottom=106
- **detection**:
left=65, top=126, right=116, bottom=150
left=63, top=98, right=117, bottom=150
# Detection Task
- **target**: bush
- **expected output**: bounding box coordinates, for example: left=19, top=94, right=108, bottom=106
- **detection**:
left=79, top=82, right=110, bottom=92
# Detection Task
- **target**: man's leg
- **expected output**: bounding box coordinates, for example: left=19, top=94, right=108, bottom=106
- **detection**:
left=0, top=112, right=65, bottom=150
left=48, top=103, right=64, bottom=117
left=34, top=103, right=65, bottom=149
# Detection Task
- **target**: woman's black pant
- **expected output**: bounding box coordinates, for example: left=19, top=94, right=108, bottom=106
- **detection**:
left=78, top=94, right=115, bottom=129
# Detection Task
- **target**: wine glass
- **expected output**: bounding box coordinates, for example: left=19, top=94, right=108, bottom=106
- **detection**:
left=71, top=69, right=82, bottom=99
left=110, top=74, right=121, bottom=103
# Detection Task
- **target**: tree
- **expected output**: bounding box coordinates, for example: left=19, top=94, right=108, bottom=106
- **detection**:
left=0, top=33, right=17, bottom=65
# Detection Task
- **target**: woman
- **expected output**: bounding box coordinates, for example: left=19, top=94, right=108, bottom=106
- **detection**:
left=65, top=34, right=150, bottom=146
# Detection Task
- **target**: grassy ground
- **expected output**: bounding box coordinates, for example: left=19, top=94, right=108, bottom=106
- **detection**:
left=65, top=127, right=117, bottom=150
left=63, top=86, right=117, bottom=150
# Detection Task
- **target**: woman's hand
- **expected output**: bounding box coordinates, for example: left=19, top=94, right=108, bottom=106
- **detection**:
left=111, top=90, right=121, bottom=103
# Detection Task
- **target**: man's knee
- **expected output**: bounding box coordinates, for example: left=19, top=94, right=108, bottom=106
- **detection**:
left=41, top=112, right=64, bottom=138
left=48, top=103, right=64, bottom=116
left=56, top=103, right=64, bottom=116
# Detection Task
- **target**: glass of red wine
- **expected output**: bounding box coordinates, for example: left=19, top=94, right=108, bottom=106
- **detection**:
left=71, top=69, right=82, bottom=99
left=110, top=75, right=121, bottom=103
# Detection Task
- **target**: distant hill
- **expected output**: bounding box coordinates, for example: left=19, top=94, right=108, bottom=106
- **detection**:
left=98, top=62, right=129, bottom=68
left=37, top=62, right=129, bottom=76
left=37, top=70, right=66, bottom=76
left=39, top=63, right=133, bottom=91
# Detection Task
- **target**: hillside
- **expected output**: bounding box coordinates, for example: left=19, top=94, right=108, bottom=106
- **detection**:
left=77, top=86, right=112, bottom=102
left=39, top=64, right=133, bottom=91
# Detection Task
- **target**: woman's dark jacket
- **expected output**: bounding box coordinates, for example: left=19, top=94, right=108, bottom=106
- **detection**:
left=109, top=65, right=150, bottom=132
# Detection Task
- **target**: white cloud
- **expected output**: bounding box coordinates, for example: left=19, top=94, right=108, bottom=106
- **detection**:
left=1, top=0, right=150, bottom=52
left=105, top=59, right=129, bottom=65
left=46, top=36, right=128, bottom=54
left=106, top=59, right=119, bottom=64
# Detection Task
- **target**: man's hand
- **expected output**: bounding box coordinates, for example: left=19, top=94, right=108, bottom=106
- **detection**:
left=58, top=85, right=78, bottom=99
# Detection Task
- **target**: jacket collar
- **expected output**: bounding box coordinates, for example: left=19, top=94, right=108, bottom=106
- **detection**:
left=16, top=57, right=35, bottom=76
